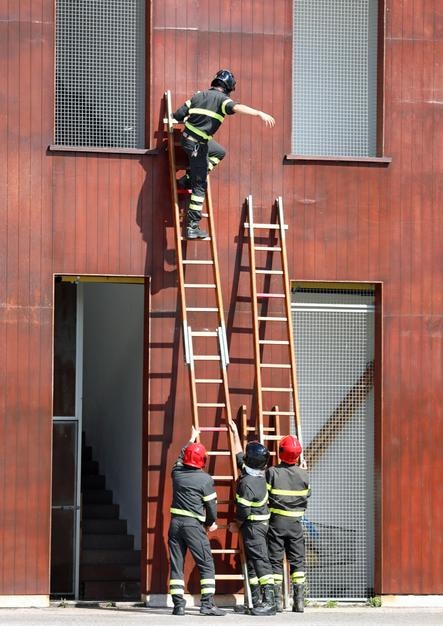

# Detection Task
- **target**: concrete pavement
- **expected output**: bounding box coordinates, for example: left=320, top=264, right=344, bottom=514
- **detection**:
left=0, top=605, right=443, bottom=625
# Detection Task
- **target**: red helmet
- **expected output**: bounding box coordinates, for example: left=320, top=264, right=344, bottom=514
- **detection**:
left=183, top=442, right=207, bottom=469
left=279, top=435, right=302, bottom=465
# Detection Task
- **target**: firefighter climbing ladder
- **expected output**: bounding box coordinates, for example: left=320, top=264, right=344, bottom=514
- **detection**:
left=164, top=90, right=250, bottom=601
left=244, top=194, right=303, bottom=609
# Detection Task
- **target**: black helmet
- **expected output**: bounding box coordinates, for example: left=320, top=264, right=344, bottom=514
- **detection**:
left=211, top=69, right=236, bottom=93
left=244, top=441, right=270, bottom=470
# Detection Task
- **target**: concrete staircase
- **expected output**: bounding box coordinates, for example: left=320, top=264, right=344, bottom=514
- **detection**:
left=80, top=442, right=141, bottom=600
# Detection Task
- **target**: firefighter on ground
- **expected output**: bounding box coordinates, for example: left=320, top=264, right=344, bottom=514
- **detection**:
left=266, top=435, right=311, bottom=613
left=228, top=420, right=276, bottom=616
left=173, top=69, right=275, bottom=240
left=168, top=426, right=225, bottom=616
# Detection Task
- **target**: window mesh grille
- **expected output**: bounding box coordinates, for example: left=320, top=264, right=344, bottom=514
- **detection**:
left=55, top=0, right=145, bottom=148
left=292, top=286, right=375, bottom=599
left=292, top=0, right=378, bottom=157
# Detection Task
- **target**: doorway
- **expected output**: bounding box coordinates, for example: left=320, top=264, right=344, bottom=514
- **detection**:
left=50, top=277, right=145, bottom=600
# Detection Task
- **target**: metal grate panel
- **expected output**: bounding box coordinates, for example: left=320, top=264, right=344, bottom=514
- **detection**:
left=292, top=286, right=375, bottom=599
left=55, top=0, right=145, bottom=148
left=292, top=0, right=378, bottom=157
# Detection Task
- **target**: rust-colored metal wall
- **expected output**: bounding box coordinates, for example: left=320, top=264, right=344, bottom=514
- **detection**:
left=0, top=0, right=441, bottom=599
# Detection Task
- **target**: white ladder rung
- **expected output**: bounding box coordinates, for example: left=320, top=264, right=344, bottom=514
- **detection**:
left=182, top=259, right=214, bottom=265
left=263, top=435, right=281, bottom=441
left=262, top=387, right=293, bottom=392
left=211, top=549, right=240, bottom=554
left=260, top=363, right=291, bottom=368
left=258, top=316, right=288, bottom=321
left=244, top=223, right=288, bottom=230
left=197, top=402, right=226, bottom=407
left=255, top=245, right=282, bottom=251
left=184, top=283, right=216, bottom=289
left=187, top=307, right=218, bottom=312
left=191, top=331, right=218, bottom=337
left=263, top=410, right=295, bottom=416
left=259, top=339, right=290, bottom=345
left=207, top=451, right=231, bottom=456
left=195, top=378, right=223, bottom=383
left=193, top=355, right=220, bottom=361
left=213, top=475, right=235, bottom=481
left=256, top=269, right=284, bottom=275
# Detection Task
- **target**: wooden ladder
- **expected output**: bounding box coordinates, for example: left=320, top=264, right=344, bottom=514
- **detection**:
left=244, top=194, right=304, bottom=608
left=164, top=90, right=249, bottom=599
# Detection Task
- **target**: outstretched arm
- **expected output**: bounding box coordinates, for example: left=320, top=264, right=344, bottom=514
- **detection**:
left=228, top=420, right=243, bottom=455
left=232, top=103, right=275, bottom=127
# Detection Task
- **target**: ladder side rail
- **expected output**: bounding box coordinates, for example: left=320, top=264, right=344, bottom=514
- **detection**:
left=246, top=195, right=265, bottom=444
left=276, top=196, right=304, bottom=453
left=164, top=90, right=200, bottom=432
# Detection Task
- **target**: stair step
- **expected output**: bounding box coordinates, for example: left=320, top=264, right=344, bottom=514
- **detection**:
left=82, top=490, right=113, bottom=505
left=82, top=474, right=106, bottom=490
left=83, top=504, right=120, bottom=520
left=81, top=549, right=140, bottom=565
left=82, top=534, right=134, bottom=550
left=82, top=519, right=127, bottom=535
left=80, top=563, right=140, bottom=582
left=83, top=460, right=99, bottom=475
left=82, top=580, right=140, bottom=601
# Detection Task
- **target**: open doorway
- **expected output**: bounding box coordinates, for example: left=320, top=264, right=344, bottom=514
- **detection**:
left=51, top=277, right=145, bottom=601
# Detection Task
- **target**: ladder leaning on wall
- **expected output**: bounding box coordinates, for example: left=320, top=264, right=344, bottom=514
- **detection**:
left=164, top=90, right=250, bottom=603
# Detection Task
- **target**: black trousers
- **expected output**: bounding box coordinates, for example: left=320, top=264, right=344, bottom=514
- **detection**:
left=181, top=133, right=226, bottom=223
left=240, top=521, right=273, bottom=585
left=267, top=516, right=305, bottom=579
left=168, top=516, right=215, bottom=600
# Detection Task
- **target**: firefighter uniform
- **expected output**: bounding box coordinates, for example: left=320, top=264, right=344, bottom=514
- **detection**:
left=173, top=88, right=236, bottom=226
left=266, top=462, right=310, bottom=598
left=168, top=444, right=221, bottom=615
left=235, top=453, right=275, bottom=603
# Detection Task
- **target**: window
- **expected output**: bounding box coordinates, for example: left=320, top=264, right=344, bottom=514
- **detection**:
left=292, top=284, right=375, bottom=599
left=292, top=0, right=380, bottom=158
left=55, top=0, right=146, bottom=149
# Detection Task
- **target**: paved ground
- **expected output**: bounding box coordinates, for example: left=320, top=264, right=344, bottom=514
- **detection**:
left=0, top=605, right=443, bottom=626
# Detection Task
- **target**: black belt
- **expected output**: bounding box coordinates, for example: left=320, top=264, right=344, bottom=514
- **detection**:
left=183, top=131, right=206, bottom=144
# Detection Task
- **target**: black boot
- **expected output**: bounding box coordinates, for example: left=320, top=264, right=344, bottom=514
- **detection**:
left=171, top=595, right=186, bottom=616
left=250, top=584, right=276, bottom=616
left=274, top=584, right=283, bottom=612
left=200, top=593, right=226, bottom=616
left=292, top=583, right=304, bottom=613
left=186, top=221, right=208, bottom=239
left=233, top=583, right=263, bottom=614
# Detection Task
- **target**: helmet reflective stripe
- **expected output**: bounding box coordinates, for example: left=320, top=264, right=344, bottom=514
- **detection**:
left=236, top=492, right=268, bottom=507
left=170, top=507, right=206, bottom=522
left=269, top=507, right=304, bottom=518
left=269, top=487, right=310, bottom=496
left=189, top=107, right=225, bottom=123
left=202, top=491, right=217, bottom=502
left=247, top=513, right=270, bottom=521
left=221, top=98, right=233, bottom=115
left=259, top=574, right=274, bottom=585
left=184, top=121, right=212, bottom=141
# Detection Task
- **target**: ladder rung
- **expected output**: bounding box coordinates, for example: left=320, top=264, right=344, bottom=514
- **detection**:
left=187, top=307, right=218, bottom=312
left=215, top=574, right=244, bottom=580
left=182, top=259, right=214, bottom=265
left=262, top=387, right=293, bottom=392
left=258, top=316, right=287, bottom=322
left=213, top=476, right=235, bottom=481
left=184, top=283, right=216, bottom=289
left=259, top=340, right=289, bottom=345
left=263, top=435, right=281, bottom=441
left=197, top=402, right=225, bottom=408
left=245, top=426, right=256, bottom=432
left=191, top=331, right=218, bottom=337
left=255, top=245, right=282, bottom=252
left=193, top=355, right=220, bottom=361
left=263, top=427, right=276, bottom=432
left=199, top=426, right=228, bottom=432
left=244, top=223, right=287, bottom=230
left=211, top=549, right=240, bottom=554
left=261, top=363, right=291, bottom=368
left=257, top=293, right=285, bottom=298
left=256, top=269, right=284, bottom=275
left=195, top=378, right=223, bottom=383
left=263, top=410, right=295, bottom=416
left=207, top=451, right=231, bottom=456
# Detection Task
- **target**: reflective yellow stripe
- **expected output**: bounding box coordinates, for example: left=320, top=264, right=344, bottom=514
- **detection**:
left=247, top=513, right=270, bottom=521
left=169, top=579, right=185, bottom=586
left=208, top=156, right=221, bottom=164
left=200, top=579, right=215, bottom=585
left=221, top=98, right=233, bottom=115
left=259, top=574, right=274, bottom=585
left=170, top=507, right=205, bottom=522
left=269, top=487, right=310, bottom=496
left=185, top=122, right=212, bottom=141
left=269, top=508, right=304, bottom=518
left=170, top=589, right=184, bottom=595
left=189, top=107, right=224, bottom=123
left=201, top=588, right=216, bottom=594
left=273, top=574, right=283, bottom=582
left=291, top=571, right=306, bottom=582
left=190, top=194, right=204, bottom=203
left=249, top=577, right=259, bottom=585
left=236, top=493, right=268, bottom=507
left=202, top=492, right=217, bottom=502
